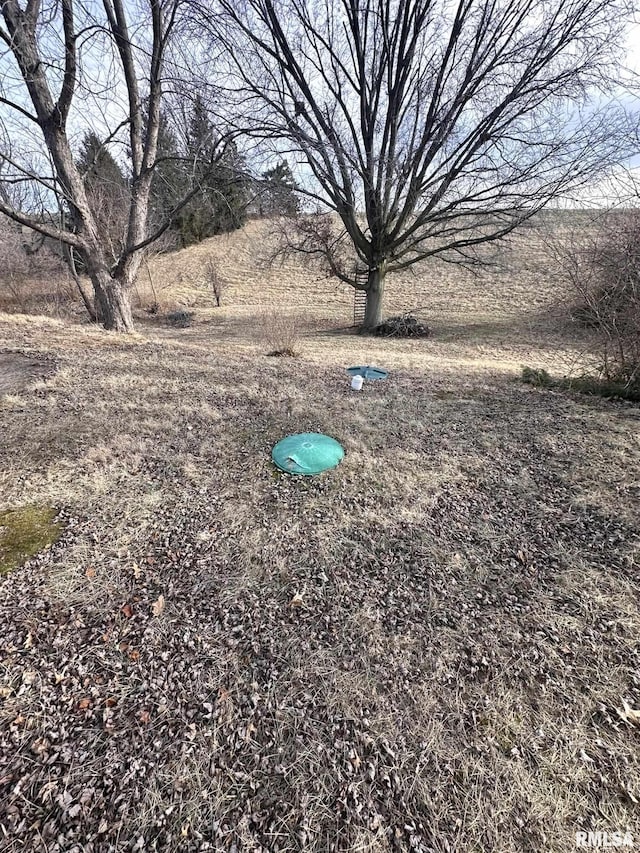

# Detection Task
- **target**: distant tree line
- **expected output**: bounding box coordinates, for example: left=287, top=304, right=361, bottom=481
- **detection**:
left=74, top=97, right=300, bottom=258
left=75, top=97, right=247, bottom=253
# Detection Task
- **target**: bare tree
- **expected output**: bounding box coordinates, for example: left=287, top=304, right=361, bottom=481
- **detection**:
left=203, top=256, right=225, bottom=306
left=550, top=209, right=640, bottom=388
left=0, top=0, right=232, bottom=332
left=201, top=0, right=635, bottom=328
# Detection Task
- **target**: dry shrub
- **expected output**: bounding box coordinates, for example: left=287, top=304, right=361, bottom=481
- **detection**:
left=521, top=366, right=553, bottom=388
left=203, top=256, right=225, bottom=306
left=0, top=223, right=69, bottom=315
left=166, top=308, right=195, bottom=328
left=134, top=245, right=177, bottom=315
left=564, top=211, right=640, bottom=389
left=257, top=308, right=303, bottom=356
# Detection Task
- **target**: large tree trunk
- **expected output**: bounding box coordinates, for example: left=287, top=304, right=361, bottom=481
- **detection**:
left=91, top=268, right=134, bottom=332
left=361, top=264, right=386, bottom=330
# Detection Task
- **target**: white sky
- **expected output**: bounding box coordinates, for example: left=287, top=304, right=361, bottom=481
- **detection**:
left=560, top=21, right=640, bottom=206
left=625, top=21, right=640, bottom=72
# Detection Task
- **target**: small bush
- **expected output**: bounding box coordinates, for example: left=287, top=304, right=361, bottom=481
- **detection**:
left=562, top=375, right=640, bottom=402
left=520, top=365, right=640, bottom=402
left=257, top=309, right=303, bottom=357
left=204, top=257, right=225, bottom=307
left=562, top=211, right=640, bottom=392
left=372, top=314, right=430, bottom=337
left=266, top=346, right=298, bottom=357
left=166, top=309, right=194, bottom=328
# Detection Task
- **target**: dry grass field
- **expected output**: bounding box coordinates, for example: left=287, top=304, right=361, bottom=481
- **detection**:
left=1, top=214, right=640, bottom=852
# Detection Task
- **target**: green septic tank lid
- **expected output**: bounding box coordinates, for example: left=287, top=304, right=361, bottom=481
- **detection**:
left=346, top=365, right=389, bottom=380
left=272, top=433, right=345, bottom=475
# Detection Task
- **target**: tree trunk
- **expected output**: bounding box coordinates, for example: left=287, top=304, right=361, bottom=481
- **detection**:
left=76, top=277, right=98, bottom=324
left=91, top=268, right=134, bottom=332
left=64, top=245, right=98, bottom=323
left=361, top=264, right=386, bottom=330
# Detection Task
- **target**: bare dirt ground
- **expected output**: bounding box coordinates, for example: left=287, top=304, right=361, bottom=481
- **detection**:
left=1, top=215, right=640, bottom=852
left=0, top=351, right=56, bottom=396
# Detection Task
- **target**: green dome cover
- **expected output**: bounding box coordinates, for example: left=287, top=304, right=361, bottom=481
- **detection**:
left=272, top=433, right=345, bottom=475
left=346, top=365, right=388, bottom=380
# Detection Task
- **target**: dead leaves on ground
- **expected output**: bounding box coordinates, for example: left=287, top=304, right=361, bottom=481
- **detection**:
left=290, top=591, right=304, bottom=608
left=120, top=593, right=166, bottom=620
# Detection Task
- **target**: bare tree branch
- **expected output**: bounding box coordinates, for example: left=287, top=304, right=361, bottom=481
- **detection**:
left=0, top=0, right=230, bottom=332
left=200, top=0, right=636, bottom=328
left=0, top=200, right=84, bottom=246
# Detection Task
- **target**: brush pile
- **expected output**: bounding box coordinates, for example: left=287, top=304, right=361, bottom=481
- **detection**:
left=373, top=313, right=430, bottom=337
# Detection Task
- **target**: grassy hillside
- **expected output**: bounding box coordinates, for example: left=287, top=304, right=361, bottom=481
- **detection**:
left=144, top=214, right=573, bottom=320
left=135, top=213, right=597, bottom=376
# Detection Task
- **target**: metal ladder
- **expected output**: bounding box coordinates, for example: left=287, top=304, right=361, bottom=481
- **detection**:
left=353, top=268, right=369, bottom=326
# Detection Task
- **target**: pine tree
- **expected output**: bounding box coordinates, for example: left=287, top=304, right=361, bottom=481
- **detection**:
left=175, top=97, right=248, bottom=246
left=260, top=161, right=299, bottom=217
left=149, top=111, right=189, bottom=243
left=75, top=132, right=129, bottom=263
left=77, top=132, right=128, bottom=194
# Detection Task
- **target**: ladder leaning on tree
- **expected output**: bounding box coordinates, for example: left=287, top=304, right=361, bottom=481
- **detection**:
left=353, top=267, right=368, bottom=326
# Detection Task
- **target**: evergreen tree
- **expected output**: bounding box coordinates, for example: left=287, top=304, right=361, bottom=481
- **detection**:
left=175, top=96, right=248, bottom=246
left=77, top=132, right=128, bottom=195
left=75, top=132, right=129, bottom=263
left=259, top=161, right=299, bottom=217
left=149, top=111, right=189, bottom=244
left=209, top=140, right=249, bottom=233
